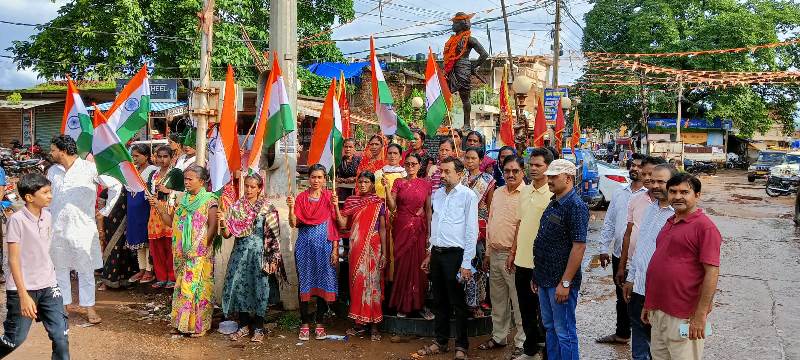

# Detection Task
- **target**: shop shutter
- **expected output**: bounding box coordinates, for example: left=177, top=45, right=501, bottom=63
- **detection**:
left=35, top=106, right=62, bottom=146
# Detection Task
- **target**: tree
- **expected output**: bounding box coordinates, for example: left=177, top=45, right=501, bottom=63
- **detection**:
left=9, top=0, right=354, bottom=87
left=579, top=0, right=800, bottom=136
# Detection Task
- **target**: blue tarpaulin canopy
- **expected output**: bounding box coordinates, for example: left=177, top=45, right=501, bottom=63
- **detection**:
left=306, top=61, right=384, bottom=82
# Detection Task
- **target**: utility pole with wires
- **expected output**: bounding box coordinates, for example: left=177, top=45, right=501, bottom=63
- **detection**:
left=552, top=0, right=561, bottom=88
left=192, top=0, right=216, bottom=164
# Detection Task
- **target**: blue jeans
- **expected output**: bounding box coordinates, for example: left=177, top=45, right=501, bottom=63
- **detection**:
left=538, top=286, right=579, bottom=360
left=0, top=287, right=70, bottom=360
left=628, top=293, right=651, bottom=360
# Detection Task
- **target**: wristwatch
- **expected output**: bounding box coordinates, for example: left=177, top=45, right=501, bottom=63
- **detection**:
left=561, top=280, right=571, bottom=288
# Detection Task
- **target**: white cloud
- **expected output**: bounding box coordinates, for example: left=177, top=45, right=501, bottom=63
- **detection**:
left=0, top=63, right=40, bottom=90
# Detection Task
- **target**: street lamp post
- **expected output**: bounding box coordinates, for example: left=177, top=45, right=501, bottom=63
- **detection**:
left=411, top=96, right=424, bottom=129
left=512, top=75, right=534, bottom=145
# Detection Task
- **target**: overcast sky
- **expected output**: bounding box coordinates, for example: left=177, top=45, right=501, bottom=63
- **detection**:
left=0, top=0, right=591, bottom=90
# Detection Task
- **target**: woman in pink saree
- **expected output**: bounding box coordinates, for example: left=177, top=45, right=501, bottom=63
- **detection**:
left=384, top=153, right=433, bottom=318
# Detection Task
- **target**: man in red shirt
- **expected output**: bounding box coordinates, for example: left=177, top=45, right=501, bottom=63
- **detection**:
left=642, top=173, right=722, bottom=359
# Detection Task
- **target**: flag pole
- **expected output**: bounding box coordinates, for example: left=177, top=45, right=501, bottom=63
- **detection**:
left=331, top=131, right=337, bottom=189
left=241, top=119, right=258, bottom=149
left=284, top=134, right=292, bottom=194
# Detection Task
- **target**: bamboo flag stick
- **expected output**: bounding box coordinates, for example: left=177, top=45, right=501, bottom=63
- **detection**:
left=445, top=110, right=460, bottom=157
left=241, top=119, right=257, bottom=149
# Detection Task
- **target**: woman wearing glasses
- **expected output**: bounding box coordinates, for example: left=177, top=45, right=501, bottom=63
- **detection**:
left=384, top=153, right=434, bottom=319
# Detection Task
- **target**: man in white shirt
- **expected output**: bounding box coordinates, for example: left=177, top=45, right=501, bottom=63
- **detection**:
left=418, top=157, right=478, bottom=360
left=47, top=135, right=121, bottom=325
left=596, top=154, right=645, bottom=345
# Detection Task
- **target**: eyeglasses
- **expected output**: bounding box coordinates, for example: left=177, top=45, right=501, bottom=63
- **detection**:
left=404, top=162, right=420, bottom=167
left=503, top=168, right=522, bottom=174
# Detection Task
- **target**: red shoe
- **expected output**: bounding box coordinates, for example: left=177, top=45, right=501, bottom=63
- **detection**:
left=298, top=326, right=310, bottom=341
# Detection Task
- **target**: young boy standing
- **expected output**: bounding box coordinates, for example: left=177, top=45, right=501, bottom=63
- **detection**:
left=0, top=173, right=70, bottom=359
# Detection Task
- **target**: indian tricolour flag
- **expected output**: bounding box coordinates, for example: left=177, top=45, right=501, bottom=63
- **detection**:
left=370, top=36, right=414, bottom=140
left=105, top=64, right=151, bottom=144
left=424, top=47, right=450, bottom=137
left=307, top=79, right=342, bottom=172
left=247, top=53, right=295, bottom=173
left=209, top=65, right=241, bottom=192
left=91, top=108, right=147, bottom=193
left=61, top=78, right=93, bottom=157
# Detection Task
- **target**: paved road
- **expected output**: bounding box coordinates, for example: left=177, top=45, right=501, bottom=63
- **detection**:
left=2, top=170, right=798, bottom=359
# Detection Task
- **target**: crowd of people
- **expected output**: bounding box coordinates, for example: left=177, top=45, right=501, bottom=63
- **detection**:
left=0, top=130, right=722, bottom=360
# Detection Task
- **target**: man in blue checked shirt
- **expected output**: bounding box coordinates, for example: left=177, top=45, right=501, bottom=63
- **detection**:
left=533, top=159, right=589, bottom=360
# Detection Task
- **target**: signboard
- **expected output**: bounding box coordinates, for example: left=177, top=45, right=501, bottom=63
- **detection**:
left=544, top=88, right=569, bottom=122
left=22, top=111, right=33, bottom=146
left=116, top=78, right=178, bottom=103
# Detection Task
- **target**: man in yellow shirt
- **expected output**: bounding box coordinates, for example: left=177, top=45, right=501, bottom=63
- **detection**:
left=511, top=148, right=554, bottom=360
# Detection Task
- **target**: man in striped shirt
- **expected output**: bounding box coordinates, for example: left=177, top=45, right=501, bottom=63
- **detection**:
left=622, top=164, right=678, bottom=359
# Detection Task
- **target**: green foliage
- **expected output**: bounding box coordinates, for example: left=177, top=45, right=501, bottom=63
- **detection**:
left=28, top=80, right=117, bottom=92
left=5, top=93, right=22, bottom=105
left=276, top=311, right=301, bottom=331
left=9, top=0, right=354, bottom=87
left=580, top=0, right=800, bottom=136
left=298, top=67, right=332, bottom=98
left=470, top=84, right=499, bottom=107
left=395, top=88, right=427, bottom=129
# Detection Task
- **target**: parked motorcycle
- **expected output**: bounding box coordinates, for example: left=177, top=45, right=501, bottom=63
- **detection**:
left=2, top=158, right=46, bottom=177
left=684, top=160, right=718, bottom=175
left=766, top=174, right=800, bottom=197
left=726, top=157, right=749, bottom=169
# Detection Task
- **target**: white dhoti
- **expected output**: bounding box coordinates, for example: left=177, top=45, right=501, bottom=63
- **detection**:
left=47, top=158, right=121, bottom=306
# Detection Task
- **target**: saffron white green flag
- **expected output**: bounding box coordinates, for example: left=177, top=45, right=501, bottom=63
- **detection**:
left=61, top=79, right=93, bottom=157
left=91, top=109, right=147, bottom=193
left=370, top=36, right=414, bottom=140
left=105, top=65, right=151, bottom=144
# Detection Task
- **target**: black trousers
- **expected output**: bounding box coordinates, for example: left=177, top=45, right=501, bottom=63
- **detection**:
left=1, top=288, right=70, bottom=360
left=515, top=266, right=545, bottom=356
left=430, top=246, right=470, bottom=350
left=612, top=255, right=631, bottom=338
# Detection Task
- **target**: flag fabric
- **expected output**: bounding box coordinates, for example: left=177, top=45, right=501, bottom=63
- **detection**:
left=498, top=64, right=515, bottom=147
left=571, top=108, right=581, bottom=152
left=339, top=70, right=352, bottom=139
left=91, top=108, right=147, bottom=193
left=533, top=92, right=547, bottom=148
left=307, top=79, right=343, bottom=173
left=105, top=65, right=151, bottom=144
left=554, top=98, right=566, bottom=150
left=61, top=78, right=93, bottom=157
left=247, top=53, right=295, bottom=173
left=370, top=36, right=414, bottom=140
left=424, top=48, right=449, bottom=137
left=209, top=65, right=242, bottom=192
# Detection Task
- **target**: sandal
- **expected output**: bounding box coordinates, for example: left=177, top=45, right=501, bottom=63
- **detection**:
left=421, top=308, right=435, bottom=321
left=189, top=331, right=206, bottom=338
left=454, top=347, right=469, bottom=360
left=298, top=326, right=310, bottom=341
left=595, top=334, right=630, bottom=344
left=346, top=327, right=366, bottom=337
left=478, top=338, right=506, bottom=350
left=314, top=326, right=327, bottom=340
left=250, top=328, right=265, bottom=343
left=139, top=273, right=155, bottom=284
left=417, top=342, right=447, bottom=356
left=229, top=326, right=250, bottom=341
left=370, top=329, right=381, bottom=342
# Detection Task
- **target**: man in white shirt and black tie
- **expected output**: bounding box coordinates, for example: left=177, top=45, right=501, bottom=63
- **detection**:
left=417, top=156, right=479, bottom=360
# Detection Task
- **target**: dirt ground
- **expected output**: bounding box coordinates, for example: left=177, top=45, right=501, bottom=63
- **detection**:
left=3, top=169, right=799, bottom=359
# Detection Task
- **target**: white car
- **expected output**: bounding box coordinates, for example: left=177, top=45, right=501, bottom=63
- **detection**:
left=597, top=161, right=631, bottom=206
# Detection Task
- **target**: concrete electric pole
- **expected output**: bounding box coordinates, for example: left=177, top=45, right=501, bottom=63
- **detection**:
left=268, top=0, right=300, bottom=310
